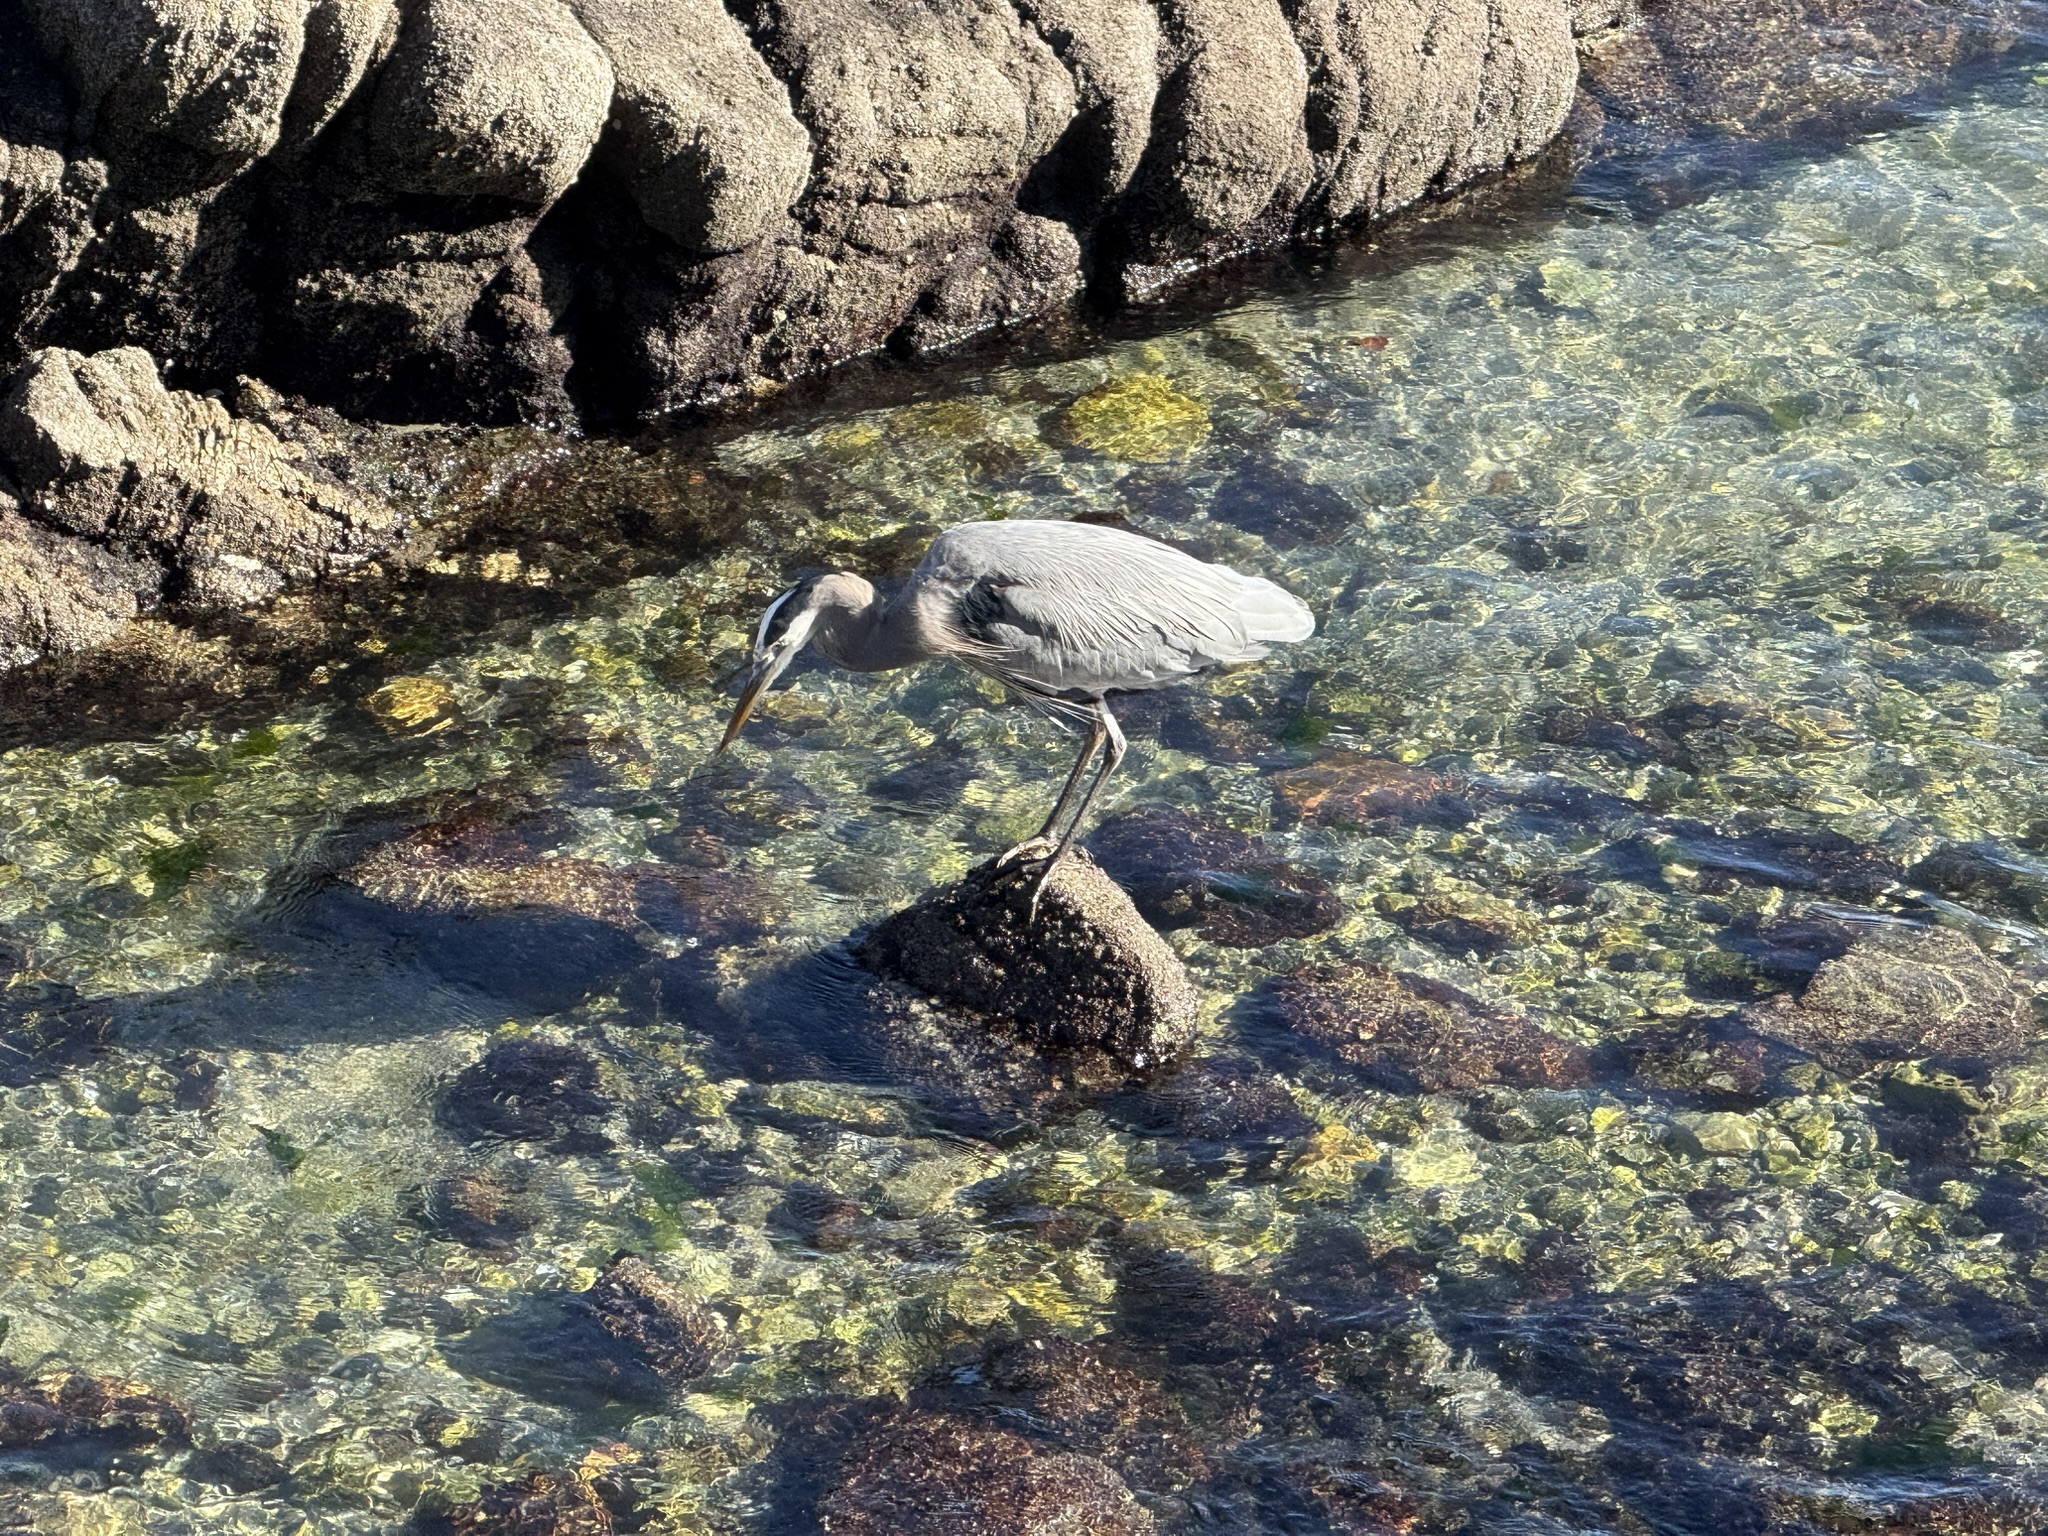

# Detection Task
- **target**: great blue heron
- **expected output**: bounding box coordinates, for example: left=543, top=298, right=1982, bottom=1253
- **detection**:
left=720, top=518, right=1316, bottom=899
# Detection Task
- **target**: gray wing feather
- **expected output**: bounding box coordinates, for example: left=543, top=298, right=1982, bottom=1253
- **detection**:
left=914, top=520, right=1314, bottom=699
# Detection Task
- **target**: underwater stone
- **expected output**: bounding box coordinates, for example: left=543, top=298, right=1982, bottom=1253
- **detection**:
left=1747, top=925, right=2036, bottom=1074
left=187, top=1440, right=288, bottom=1493
left=1272, top=753, right=1471, bottom=832
left=1056, top=374, right=1211, bottom=463
left=582, top=1253, right=725, bottom=1391
left=1261, top=967, right=1593, bottom=1094
left=420, top=1170, right=536, bottom=1253
left=920, top=1335, right=1208, bottom=1495
left=435, top=1039, right=616, bottom=1150
left=1090, top=807, right=1341, bottom=948
left=0, top=1366, right=191, bottom=1470
left=816, top=1409, right=1154, bottom=1536
left=855, top=852, right=1200, bottom=1072
left=425, top=1468, right=621, bottom=1535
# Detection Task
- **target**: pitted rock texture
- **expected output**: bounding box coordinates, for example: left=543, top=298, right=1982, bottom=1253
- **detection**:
left=0, top=0, right=1611, bottom=426
left=855, top=850, right=1200, bottom=1070
left=0, top=344, right=397, bottom=660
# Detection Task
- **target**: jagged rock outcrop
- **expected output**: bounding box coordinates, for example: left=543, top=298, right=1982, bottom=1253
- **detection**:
left=0, top=344, right=397, bottom=658
left=0, top=0, right=1618, bottom=426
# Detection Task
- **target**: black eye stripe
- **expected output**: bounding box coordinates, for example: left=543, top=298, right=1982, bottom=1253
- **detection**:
left=754, top=578, right=819, bottom=654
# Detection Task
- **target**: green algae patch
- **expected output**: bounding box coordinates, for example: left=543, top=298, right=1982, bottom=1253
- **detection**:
left=1057, top=374, right=1211, bottom=462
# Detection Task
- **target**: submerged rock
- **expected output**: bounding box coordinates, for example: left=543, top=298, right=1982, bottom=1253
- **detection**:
left=816, top=1409, right=1154, bottom=1536
left=0, top=1365, right=191, bottom=1473
left=1272, top=753, right=1472, bottom=832
left=436, top=1039, right=615, bottom=1150
left=1259, top=967, right=1593, bottom=1093
left=1090, top=807, right=1341, bottom=948
left=582, top=1254, right=725, bottom=1391
left=1747, top=925, right=2037, bottom=1073
left=854, top=852, right=1199, bottom=1071
left=419, top=1169, right=536, bottom=1253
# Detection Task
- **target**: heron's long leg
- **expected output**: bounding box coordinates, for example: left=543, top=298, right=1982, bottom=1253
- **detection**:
left=996, top=715, right=1105, bottom=867
left=1026, top=705, right=1126, bottom=914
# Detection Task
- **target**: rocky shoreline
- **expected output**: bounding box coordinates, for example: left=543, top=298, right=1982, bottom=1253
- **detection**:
left=0, top=0, right=2043, bottom=672
left=0, top=0, right=1621, bottom=430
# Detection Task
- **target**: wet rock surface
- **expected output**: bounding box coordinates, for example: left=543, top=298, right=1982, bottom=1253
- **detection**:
left=0, top=346, right=398, bottom=659
left=855, top=852, right=1200, bottom=1071
left=0, top=1365, right=190, bottom=1475
left=1258, top=965, right=1595, bottom=1093
left=1747, top=924, right=2038, bottom=1073
left=1089, top=807, right=1341, bottom=947
left=815, top=1407, right=1155, bottom=1536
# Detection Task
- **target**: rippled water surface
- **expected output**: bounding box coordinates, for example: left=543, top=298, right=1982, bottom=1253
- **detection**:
left=6, top=57, right=2048, bottom=1536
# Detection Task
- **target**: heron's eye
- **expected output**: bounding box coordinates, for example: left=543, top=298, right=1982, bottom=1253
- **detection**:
left=753, top=580, right=816, bottom=656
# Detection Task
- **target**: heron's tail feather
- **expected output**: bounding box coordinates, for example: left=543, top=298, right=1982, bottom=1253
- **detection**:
left=1233, top=575, right=1316, bottom=644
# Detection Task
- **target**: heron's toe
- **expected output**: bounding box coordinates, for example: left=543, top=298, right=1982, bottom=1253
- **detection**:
left=994, top=835, right=1057, bottom=870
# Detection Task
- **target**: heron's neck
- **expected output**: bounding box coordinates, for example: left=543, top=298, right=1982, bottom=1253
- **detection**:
left=812, top=576, right=923, bottom=672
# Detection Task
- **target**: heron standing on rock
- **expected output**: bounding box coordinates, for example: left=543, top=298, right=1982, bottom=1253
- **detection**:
left=720, top=519, right=1316, bottom=898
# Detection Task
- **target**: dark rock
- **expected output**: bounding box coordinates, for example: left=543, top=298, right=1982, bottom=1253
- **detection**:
left=345, top=808, right=773, bottom=948
left=1376, top=891, right=1531, bottom=957
left=931, top=1335, right=1208, bottom=1494
left=1617, top=1016, right=1770, bottom=1101
left=188, top=1440, right=288, bottom=1493
left=0, top=972, right=114, bottom=1087
left=1257, top=966, right=1593, bottom=1093
left=769, top=1184, right=864, bottom=1253
left=449, top=1254, right=722, bottom=1414
left=815, top=1408, right=1154, bottom=1536
left=854, top=851, right=1199, bottom=1071
left=582, top=1254, right=724, bottom=1391
left=0, top=1365, right=191, bottom=1474
left=170, top=1051, right=224, bottom=1111
left=420, top=1170, right=536, bottom=1253
left=423, top=1467, right=631, bottom=1536
left=1900, top=596, right=2030, bottom=652
left=1748, top=925, right=2036, bottom=1073
left=436, top=1039, right=615, bottom=1150
left=1272, top=753, right=1471, bottom=832
left=1089, top=807, right=1341, bottom=947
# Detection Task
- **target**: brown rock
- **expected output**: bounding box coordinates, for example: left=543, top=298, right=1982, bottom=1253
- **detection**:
left=854, top=851, right=1200, bottom=1071
left=1263, top=966, right=1593, bottom=1093
left=0, top=1366, right=189, bottom=1465
left=817, top=1410, right=1154, bottom=1536
left=583, top=1253, right=724, bottom=1390
left=0, top=346, right=396, bottom=614
left=1747, top=925, right=2036, bottom=1073
left=1273, top=754, right=1468, bottom=832
left=1090, top=807, right=1342, bottom=948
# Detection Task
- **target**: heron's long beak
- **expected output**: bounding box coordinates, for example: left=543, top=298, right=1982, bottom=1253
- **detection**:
left=718, top=662, right=774, bottom=752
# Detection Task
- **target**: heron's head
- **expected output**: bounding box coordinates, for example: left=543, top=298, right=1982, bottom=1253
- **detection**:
left=718, top=575, right=856, bottom=751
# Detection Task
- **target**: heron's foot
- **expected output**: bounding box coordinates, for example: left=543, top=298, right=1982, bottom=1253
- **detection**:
left=994, top=835, right=1058, bottom=871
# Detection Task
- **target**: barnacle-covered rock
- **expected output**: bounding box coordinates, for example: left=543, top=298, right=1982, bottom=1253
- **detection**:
left=855, top=852, right=1199, bottom=1071
left=816, top=1408, right=1154, bottom=1536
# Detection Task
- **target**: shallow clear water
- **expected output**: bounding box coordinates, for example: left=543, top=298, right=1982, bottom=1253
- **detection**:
left=6, top=57, right=2048, bottom=1535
